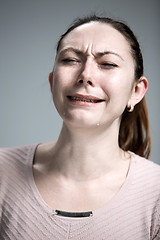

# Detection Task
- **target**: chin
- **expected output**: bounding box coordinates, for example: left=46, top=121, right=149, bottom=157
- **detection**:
left=63, top=116, right=98, bottom=128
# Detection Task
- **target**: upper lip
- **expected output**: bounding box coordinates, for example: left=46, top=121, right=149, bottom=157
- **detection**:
left=67, top=94, right=105, bottom=101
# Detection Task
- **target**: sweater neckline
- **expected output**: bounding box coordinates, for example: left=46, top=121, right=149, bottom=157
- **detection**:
left=27, top=144, right=136, bottom=221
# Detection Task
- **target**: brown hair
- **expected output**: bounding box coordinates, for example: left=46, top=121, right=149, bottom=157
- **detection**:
left=56, top=15, right=151, bottom=158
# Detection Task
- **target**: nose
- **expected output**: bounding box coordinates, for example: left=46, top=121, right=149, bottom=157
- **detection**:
left=77, top=59, right=95, bottom=87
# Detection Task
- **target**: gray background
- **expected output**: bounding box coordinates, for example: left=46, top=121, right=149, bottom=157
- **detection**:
left=0, top=0, right=159, bottom=163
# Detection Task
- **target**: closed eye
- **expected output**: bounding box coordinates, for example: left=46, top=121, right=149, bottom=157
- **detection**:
left=100, top=63, right=118, bottom=68
left=62, top=58, right=80, bottom=64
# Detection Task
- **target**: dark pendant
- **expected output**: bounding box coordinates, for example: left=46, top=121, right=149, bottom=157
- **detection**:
left=54, top=209, right=93, bottom=218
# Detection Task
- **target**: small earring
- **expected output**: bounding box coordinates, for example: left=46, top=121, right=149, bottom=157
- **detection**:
left=127, top=104, right=134, bottom=112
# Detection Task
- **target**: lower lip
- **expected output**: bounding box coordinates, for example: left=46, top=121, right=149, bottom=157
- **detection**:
left=67, top=97, right=104, bottom=107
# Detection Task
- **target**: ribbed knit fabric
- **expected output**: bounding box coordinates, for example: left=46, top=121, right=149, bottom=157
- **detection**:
left=0, top=144, right=160, bottom=240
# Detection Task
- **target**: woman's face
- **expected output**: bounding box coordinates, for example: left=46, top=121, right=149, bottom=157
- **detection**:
left=51, top=22, right=136, bottom=129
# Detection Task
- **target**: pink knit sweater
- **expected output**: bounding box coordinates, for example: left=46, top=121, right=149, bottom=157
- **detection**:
left=0, top=144, right=160, bottom=239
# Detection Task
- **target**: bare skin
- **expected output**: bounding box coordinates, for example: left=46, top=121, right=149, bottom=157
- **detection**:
left=33, top=126, right=131, bottom=212
left=33, top=22, right=148, bottom=212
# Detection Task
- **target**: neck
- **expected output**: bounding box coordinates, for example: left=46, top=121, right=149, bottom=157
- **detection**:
left=50, top=122, right=128, bottom=181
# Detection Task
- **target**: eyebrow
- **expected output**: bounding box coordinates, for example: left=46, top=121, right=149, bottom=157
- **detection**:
left=58, top=48, right=124, bottom=61
left=58, top=48, right=84, bottom=57
left=95, top=51, right=124, bottom=61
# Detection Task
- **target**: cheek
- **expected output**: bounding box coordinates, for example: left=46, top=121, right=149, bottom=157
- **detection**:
left=101, top=73, right=134, bottom=103
left=52, top=70, right=71, bottom=113
left=52, top=70, right=65, bottom=96
left=52, top=79, right=64, bottom=117
left=52, top=71, right=63, bottom=105
left=53, top=66, right=75, bottom=89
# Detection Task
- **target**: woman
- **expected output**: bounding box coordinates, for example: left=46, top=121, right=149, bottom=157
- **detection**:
left=0, top=15, right=160, bottom=239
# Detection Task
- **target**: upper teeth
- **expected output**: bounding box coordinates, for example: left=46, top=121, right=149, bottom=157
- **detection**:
left=70, top=96, right=98, bottom=103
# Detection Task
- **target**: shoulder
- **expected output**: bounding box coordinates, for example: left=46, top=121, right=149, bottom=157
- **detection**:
left=131, top=154, right=160, bottom=238
left=131, top=153, right=160, bottom=175
left=0, top=144, right=37, bottom=163
left=131, top=152, right=160, bottom=195
left=0, top=144, right=38, bottom=177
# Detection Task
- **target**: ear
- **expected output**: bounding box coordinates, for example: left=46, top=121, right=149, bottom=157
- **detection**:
left=49, top=71, right=53, bottom=92
left=128, top=76, right=148, bottom=107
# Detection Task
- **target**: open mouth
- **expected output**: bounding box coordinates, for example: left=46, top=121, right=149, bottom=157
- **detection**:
left=67, top=96, right=105, bottom=103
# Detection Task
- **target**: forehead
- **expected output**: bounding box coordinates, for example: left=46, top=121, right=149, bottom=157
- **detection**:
left=59, top=22, right=131, bottom=56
